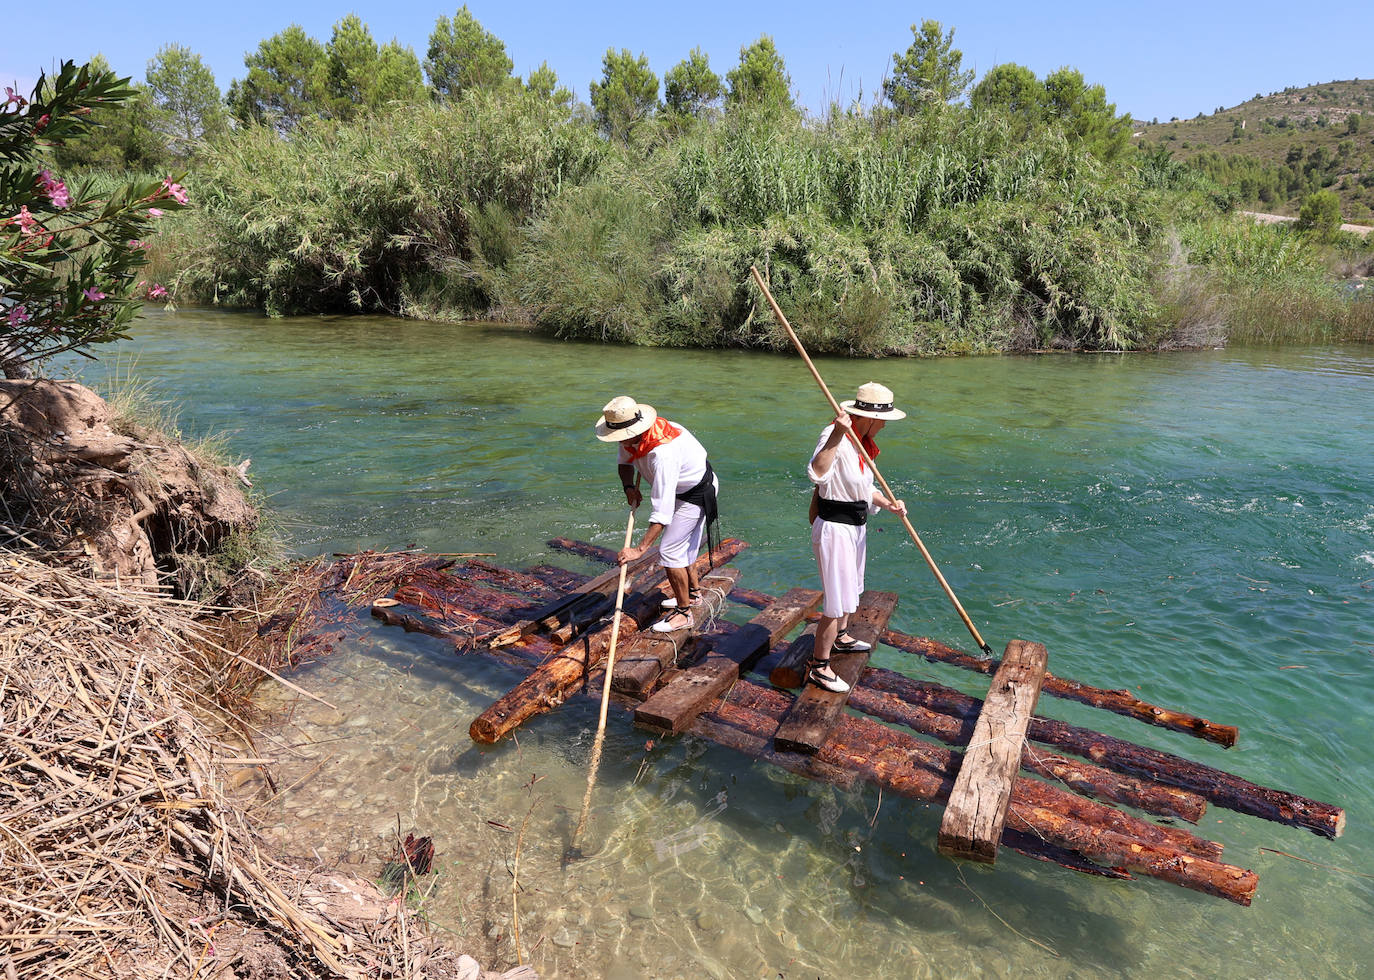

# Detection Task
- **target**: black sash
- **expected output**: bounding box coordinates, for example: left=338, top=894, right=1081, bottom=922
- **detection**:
left=816, top=497, right=868, bottom=527
left=677, top=460, right=720, bottom=567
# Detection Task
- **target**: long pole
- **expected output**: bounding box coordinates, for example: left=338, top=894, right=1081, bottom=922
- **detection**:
left=749, top=264, right=994, bottom=657
left=569, top=497, right=638, bottom=857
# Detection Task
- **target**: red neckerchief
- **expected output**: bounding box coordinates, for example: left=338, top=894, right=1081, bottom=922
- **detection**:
left=858, top=433, right=879, bottom=472
left=625, top=417, right=681, bottom=462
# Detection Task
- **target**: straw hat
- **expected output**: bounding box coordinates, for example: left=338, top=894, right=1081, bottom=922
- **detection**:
left=841, top=382, right=906, bottom=420
left=595, top=395, right=658, bottom=441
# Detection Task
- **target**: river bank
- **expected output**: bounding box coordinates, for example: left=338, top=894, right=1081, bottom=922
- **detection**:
left=0, top=380, right=525, bottom=979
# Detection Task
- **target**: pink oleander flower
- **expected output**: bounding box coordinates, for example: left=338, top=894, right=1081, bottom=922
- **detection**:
left=38, top=170, right=70, bottom=209
left=6, top=305, right=30, bottom=327
left=83, top=287, right=107, bottom=301
left=128, top=239, right=149, bottom=250
left=161, top=178, right=189, bottom=205
left=3, top=86, right=27, bottom=111
left=16, top=206, right=39, bottom=234
left=32, top=113, right=49, bottom=132
left=148, top=207, right=163, bottom=217
left=146, top=283, right=168, bottom=300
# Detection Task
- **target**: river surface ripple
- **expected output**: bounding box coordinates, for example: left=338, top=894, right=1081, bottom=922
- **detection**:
left=82, top=312, right=1374, bottom=979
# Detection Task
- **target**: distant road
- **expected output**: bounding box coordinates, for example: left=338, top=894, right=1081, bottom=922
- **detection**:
left=1242, top=210, right=1372, bottom=236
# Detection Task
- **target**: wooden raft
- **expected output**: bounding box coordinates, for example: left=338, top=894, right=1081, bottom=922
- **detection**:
left=353, top=537, right=1349, bottom=906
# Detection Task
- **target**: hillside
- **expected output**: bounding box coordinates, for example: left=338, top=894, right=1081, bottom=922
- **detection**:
left=1133, top=79, right=1374, bottom=222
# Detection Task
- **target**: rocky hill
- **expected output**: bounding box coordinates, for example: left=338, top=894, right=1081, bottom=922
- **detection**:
left=1133, top=79, right=1374, bottom=222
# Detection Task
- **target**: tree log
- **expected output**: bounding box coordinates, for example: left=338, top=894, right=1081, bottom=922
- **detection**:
left=468, top=550, right=731, bottom=744
left=709, top=683, right=1255, bottom=904
left=844, top=685, right=1207, bottom=823
left=860, top=666, right=1344, bottom=839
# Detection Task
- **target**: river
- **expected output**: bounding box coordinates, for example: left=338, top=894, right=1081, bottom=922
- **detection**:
left=80, top=310, right=1373, bottom=979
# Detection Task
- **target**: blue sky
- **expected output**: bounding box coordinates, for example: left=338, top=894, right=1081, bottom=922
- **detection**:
left=5, top=1, right=1371, bottom=122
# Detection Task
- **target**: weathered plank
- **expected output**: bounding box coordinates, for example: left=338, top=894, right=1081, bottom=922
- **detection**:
left=937, top=639, right=1049, bottom=864
left=633, top=588, right=820, bottom=734
left=611, top=567, right=741, bottom=697
left=773, top=591, right=899, bottom=756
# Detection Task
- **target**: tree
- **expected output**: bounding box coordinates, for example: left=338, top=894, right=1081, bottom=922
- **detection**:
left=970, top=63, right=1045, bottom=126
left=664, top=47, right=723, bottom=119
left=373, top=41, right=426, bottom=108
left=425, top=6, right=514, bottom=101
left=325, top=14, right=379, bottom=118
left=1296, top=189, right=1341, bottom=239
left=725, top=36, right=793, bottom=115
left=227, top=24, right=327, bottom=131
left=525, top=62, right=573, bottom=110
left=589, top=48, right=658, bottom=140
left=1043, top=67, right=1132, bottom=161
left=2, top=62, right=188, bottom=378
left=50, top=55, right=166, bottom=171
left=884, top=20, right=973, bottom=113
left=145, top=44, right=224, bottom=156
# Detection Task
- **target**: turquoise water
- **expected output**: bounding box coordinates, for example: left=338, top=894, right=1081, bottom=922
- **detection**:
left=82, top=312, right=1372, bottom=978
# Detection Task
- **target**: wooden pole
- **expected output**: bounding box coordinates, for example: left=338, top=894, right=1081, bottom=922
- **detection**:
left=570, top=503, right=637, bottom=855
left=748, top=264, right=994, bottom=656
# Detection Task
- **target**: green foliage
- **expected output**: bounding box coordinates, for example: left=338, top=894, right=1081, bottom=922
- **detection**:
left=324, top=15, right=425, bottom=119
left=1296, top=189, right=1342, bottom=239
left=663, top=48, right=723, bottom=120
left=525, top=62, right=573, bottom=110
left=1042, top=68, right=1132, bottom=161
left=2, top=62, right=187, bottom=377
left=725, top=37, right=794, bottom=116
left=50, top=56, right=167, bottom=172
left=590, top=49, right=658, bottom=141
left=970, top=63, right=1045, bottom=128
left=425, top=6, right=514, bottom=101
left=227, top=24, right=327, bottom=131
left=171, top=93, right=604, bottom=317
left=145, top=44, right=225, bottom=156
left=884, top=21, right=973, bottom=114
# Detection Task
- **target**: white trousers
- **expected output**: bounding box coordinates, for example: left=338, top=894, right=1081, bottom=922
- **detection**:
left=811, top=517, right=866, bottom=618
left=657, top=476, right=718, bottom=568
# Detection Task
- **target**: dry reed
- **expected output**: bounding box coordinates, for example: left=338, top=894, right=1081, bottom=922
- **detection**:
left=0, top=545, right=514, bottom=979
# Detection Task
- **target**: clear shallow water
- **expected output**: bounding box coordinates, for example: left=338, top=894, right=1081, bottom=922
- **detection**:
left=79, top=312, right=1373, bottom=978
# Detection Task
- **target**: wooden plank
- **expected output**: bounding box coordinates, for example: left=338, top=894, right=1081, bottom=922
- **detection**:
left=938, top=639, right=1049, bottom=864
left=611, top=567, right=740, bottom=697
left=633, top=588, right=820, bottom=734
left=773, top=591, right=899, bottom=755
left=767, top=624, right=816, bottom=690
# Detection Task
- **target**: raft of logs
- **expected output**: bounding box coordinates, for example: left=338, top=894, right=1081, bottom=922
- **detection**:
left=363, top=538, right=1346, bottom=907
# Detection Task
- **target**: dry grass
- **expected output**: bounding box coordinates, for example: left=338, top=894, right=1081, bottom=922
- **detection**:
left=0, top=545, right=500, bottom=979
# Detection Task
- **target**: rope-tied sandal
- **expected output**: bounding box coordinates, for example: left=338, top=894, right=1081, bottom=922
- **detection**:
left=650, top=609, right=693, bottom=633
left=832, top=634, right=871, bottom=653
left=660, top=588, right=702, bottom=610
left=806, top=657, right=851, bottom=694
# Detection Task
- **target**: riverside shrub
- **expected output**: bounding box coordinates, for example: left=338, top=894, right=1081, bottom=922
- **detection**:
left=2, top=62, right=187, bottom=377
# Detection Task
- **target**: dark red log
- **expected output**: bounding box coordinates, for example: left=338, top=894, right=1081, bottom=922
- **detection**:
left=860, top=666, right=1344, bottom=839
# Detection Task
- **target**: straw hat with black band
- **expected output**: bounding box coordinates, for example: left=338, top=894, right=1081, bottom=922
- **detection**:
left=841, top=382, right=906, bottom=421
left=595, top=396, right=657, bottom=442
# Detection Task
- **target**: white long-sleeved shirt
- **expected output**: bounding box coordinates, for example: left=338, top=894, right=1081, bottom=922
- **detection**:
left=618, top=423, right=709, bottom=526
left=808, top=424, right=877, bottom=514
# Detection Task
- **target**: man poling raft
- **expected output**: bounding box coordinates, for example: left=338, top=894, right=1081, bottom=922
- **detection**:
left=806, top=382, right=908, bottom=693
left=595, top=395, right=720, bottom=633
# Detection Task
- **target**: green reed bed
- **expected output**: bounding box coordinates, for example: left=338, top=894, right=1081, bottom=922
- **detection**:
left=159, top=92, right=1371, bottom=354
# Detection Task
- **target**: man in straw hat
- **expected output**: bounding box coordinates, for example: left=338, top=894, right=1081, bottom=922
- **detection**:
left=806, top=382, right=907, bottom=693
left=595, top=395, right=720, bottom=633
